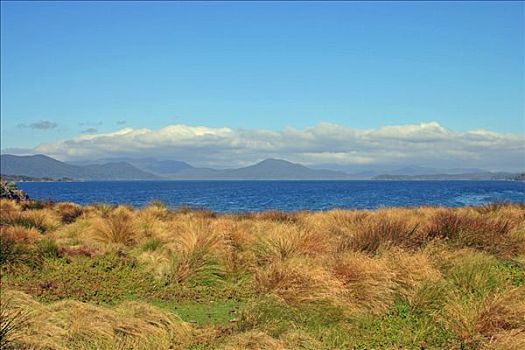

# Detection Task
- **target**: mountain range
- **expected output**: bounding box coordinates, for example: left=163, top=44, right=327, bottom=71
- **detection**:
left=1, top=154, right=353, bottom=180
left=1, top=154, right=522, bottom=181
left=0, top=154, right=159, bottom=180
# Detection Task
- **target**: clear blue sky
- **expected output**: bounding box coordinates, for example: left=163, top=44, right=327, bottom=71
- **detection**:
left=1, top=1, right=524, bottom=150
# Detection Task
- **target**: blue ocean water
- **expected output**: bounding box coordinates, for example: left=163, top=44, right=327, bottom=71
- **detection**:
left=16, top=180, right=525, bottom=213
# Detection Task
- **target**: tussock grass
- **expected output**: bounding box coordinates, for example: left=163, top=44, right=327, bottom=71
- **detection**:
left=55, top=202, right=84, bottom=224
left=332, top=252, right=396, bottom=313
left=222, top=330, right=284, bottom=350
left=1, top=226, right=42, bottom=267
left=383, top=248, right=442, bottom=299
left=0, top=290, right=191, bottom=350
left=91, top=206, right=137, bottom=246
left=1, top=199, right=524, bottom=349
left=445, top=250, right=507, bottom=297
left=254, top=258, right=343, bottom=304
left=0, top=291, right=31, bottom=349
left=1, top=206, right=59, bottom=233
left=254, top=225, right=331, bottom=264
left=159, top=219, right=227, bottom=285
left=476, top=287, right=525, bottom=338
left=441, top=288, right=525, bottom=349
left=481, top=329, right=525, bottom=350
left=347, top=216, right=420, bottom=253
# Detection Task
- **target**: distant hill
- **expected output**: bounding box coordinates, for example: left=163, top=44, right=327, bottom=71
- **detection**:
left=309, top=164, right=488, bottom=178
left=68, top=157, right=355, bottom=179
left=170, top=159, right=354, bottom=180
left=69, top=157, right=194, bottom=177
left=0, top=154, right=160, bottom=180
left=1, top=174, right=73, bottom=182
left=373, top=172, right=518, bottom=180
left=383, top=166, right=487, bottom=176
left=125, top=158, right=194, bottom=176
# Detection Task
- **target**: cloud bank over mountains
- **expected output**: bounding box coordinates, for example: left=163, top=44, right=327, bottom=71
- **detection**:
left=5, top=122, right=524, bottom=172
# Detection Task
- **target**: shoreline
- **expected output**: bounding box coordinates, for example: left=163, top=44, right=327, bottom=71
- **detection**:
left=7, top=178, right=525, bottom=182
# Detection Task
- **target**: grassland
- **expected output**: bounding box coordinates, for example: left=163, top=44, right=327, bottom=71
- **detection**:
left=1, top=199, right=524, bottom=349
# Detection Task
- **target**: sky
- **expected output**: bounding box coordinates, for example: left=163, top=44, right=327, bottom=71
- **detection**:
left=1, top=1, right=524, bottom=171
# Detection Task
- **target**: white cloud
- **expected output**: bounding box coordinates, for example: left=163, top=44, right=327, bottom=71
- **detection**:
left=23, top=121, right=525, bottom=171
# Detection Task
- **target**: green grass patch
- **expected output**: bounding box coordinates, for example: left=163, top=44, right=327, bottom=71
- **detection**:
left=154, top=299, right=243, bottom=327
left=341, top=300, right=456, bottom=350
left=3, top=253, right=162, bottom=304
left=497, top=259, right=525, bottom=286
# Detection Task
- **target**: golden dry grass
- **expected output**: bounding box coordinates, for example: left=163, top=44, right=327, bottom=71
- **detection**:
left=1, top=199, right=524, bottom=349
left=0, top=290, right=191, bottom=350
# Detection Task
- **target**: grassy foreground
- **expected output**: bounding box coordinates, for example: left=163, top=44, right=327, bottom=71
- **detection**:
left=1, top=199, right=524, bottom=350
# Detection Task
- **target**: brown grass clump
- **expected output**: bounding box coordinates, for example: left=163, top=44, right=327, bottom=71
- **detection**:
left=138, top=218, right=231, bottom=284
left=0, top=225, right=41, bottom=266
left=443, top=288, right=525, bottom=349
left=138, top=250, right=171, bottom=277
left=22, top=209, right=60, bottom=232
left=174, top=205, right=217, bottom=219
left=19, top=200, right=55, bottom=210
left=331, top=252, right=395, bottom=314
left=1, top=289, right=191, bottom=350
left=55, top=202, right=84, bottom=224
left=426, top=209, right=525, bottom=258
left=135, top=209, right=170, bottom=241
left=279, top=330, right=323, bottom=350
left=91, top=203, right=118, bottom=218
left=114, top=301, right=192, bottom=345
left=222, top=330, right=284, bottom=350
left=221, top=330, right=321, bottom=350
left=208, top=218, right=258, bottom=274
left=344, top=216, right=420, bottom=254
left=254, top=258, right=343, bottom=304
left=299, top=210, right=367, bottom=250
left=139, top=200, right=173, bottom=224
left=91, top=206, right=137, bottom=246
left=254, top=224, right=332, bottom=264
left=0, top=199, right=20, bottom=211
left=248, top=210, right=297, bottom=223
left=0, top=291, right=31, bottom=349
left=0, top=200, right=21, bottom=225
left=426, top=209, right=465, bottom=240
left=161, top=219, right=227, bottom=285
left=0, top=225, right=40, bottom=244
left=330, top=248, right=442, bottom=314
left=476, top=287, right=525, bottom=338
left=481, top=329, right=525, bottom=350
left=382, top=248, right=442, bottom=300
left=1, top=207, right=59, bottom=233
